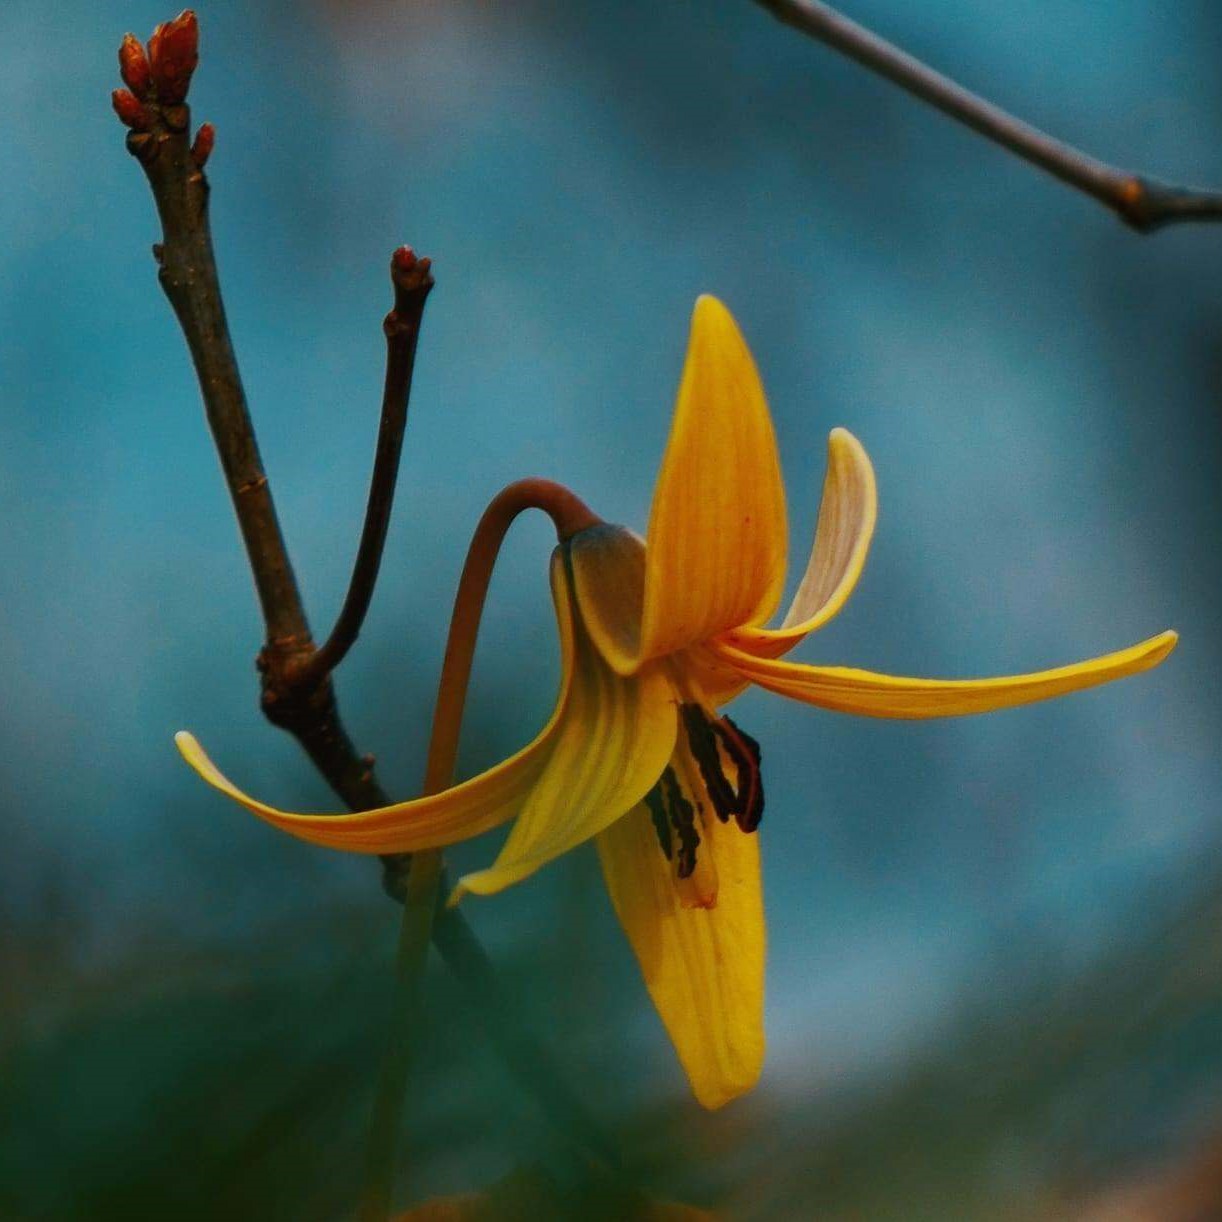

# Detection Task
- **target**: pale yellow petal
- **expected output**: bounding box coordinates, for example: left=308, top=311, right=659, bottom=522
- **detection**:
left=724, top=428, right=877, bottom=660
left=174, top=554, right=581, bottom=855
left=568, top=524, right=648, bottom=671
left=452, top=604, right=678, bottom=901
left=597, top=802, right=765, bottom=1110
left=713, top=631, right=1177, bottom=719
left=624, top=296, right=786, bottom=672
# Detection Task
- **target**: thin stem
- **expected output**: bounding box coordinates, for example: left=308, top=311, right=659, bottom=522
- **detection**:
left=430, top=899, right=624, bottom=1170
left=359, top=479, right=601, bottom=1217
left=299, top=248, right=434, bottom=689
left=358, top=850, right=443, bottom=1222
left=753, top=0, right=1222, bottom=232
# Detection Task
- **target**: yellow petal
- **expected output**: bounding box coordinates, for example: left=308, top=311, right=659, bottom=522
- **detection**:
left=597, top=802, right=765, bottom=1110
left=451, top=606, right=678, bottom=900
left=568, top=524, right=648, bottom=672
left=713, top=630, right=1177, bottom=719
left=609, top=296, right=787, bottom=673
left=174, top=553, right=582, bottom=855
left=724, top=428, right=877, bottom=660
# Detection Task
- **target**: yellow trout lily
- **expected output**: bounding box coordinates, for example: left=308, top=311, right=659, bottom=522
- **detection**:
left=177, top=296, right=1176, bottom=1109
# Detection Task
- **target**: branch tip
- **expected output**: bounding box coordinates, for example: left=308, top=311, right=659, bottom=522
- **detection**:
left=148, top=9, right=199, bottom=105
left=391, top=246, right=435, bottom=299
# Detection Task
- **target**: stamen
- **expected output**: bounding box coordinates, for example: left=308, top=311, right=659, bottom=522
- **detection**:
left=644, top=783, right=673, bottom=861
left=660, top=767, right=701, bottom=879
left=715, top=715, right=765, bottom=833
left=679, top=702, right=765, bottom=834
left=680, top=703, right=737, bottom=822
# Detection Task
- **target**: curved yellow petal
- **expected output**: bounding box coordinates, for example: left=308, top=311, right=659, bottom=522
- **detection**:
left=724, top=428, right=877, bottom=661
left=452, top=575, right=679, bottom=901
left=568, top=524, right=648, bottom=672
left=612, top=296, right=787, bottom=674
left=569, top=530, right=753, bottom=707
left=597, top=802, right=765, bottom=1110
left=175, top=554, right=582, bottom=855
left=713, top=630, right=1177, bottom=719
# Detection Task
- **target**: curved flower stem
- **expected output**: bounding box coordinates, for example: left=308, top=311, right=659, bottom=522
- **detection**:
left=360, top=479, right=599, bottom=1219
left=753, top=0, right=1222, bottom=232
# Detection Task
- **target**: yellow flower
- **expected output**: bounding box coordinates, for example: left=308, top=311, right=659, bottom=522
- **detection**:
left=177, top=296, right=1176, bottom=1109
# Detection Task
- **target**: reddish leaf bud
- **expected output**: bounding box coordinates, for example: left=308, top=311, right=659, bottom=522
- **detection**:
left=112, top=88, right=152, bottom=131
left=119, top=33, right=152, bottom=97
left=148, top=10, right=199, bottom=105
left=392, top=246, right=418, bottom=274
left=191, top=123, right=215, bottom=168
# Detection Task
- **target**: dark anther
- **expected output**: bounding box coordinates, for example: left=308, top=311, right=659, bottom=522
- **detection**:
left=644, top=767, right=702, bottom=878
left=680, top=702, right=765, bottom=834
left=680, top=704, right=737, bottom=822
left=717, top=715, right=764, bottom=833
left=661, top=769, right=701, bottom=878
left=644, top=784, right=673, bottom=861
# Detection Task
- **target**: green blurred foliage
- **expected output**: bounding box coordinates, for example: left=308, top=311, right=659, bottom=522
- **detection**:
left=6, top=861, right=1222, bottom=1220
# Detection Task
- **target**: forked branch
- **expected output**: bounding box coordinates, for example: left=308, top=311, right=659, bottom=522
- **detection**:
left=113, top=11, right=613, bottom=1161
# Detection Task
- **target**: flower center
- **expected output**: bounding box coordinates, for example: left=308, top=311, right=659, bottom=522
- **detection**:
left=644, top=703, right=765, bottom=885
left=644, top=766, right=701, bottom=879
left=679, top=703, right=764, bottom=833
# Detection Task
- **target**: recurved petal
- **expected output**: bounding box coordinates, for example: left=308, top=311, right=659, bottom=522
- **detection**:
left=724, top=428, right=877, bottom=661
left=712, top=630, right=1177, bottom=719
left=597, top=801, right=765, bottom=1110
left=175, top=552, right=583, bottom=855
left=451, top=631, right=678, bottom=902
left=632, top=296, right=787, bottom=670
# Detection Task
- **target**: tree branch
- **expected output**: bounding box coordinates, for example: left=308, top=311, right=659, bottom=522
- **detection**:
left=114, top=10, right=614, bottom=1166
left=753, top=0, right=1222, bottom=233
left=115, top=12, right=414, bottom=893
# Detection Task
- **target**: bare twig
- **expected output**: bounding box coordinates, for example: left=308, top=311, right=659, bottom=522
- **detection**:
left=114, top=10, right=614, bottom=1167
left=753, top=0, right=1222, bottom=232
left=299, top=247, right=434, bottom=690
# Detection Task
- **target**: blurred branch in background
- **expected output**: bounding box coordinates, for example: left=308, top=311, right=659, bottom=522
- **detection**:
left=753, top=0, right=1222, bottom=232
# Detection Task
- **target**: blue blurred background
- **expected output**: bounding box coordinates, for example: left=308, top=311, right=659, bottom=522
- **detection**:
left=4, top=1, right=1222, bottom=1217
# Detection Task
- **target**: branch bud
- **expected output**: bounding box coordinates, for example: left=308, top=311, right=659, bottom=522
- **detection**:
left=148, top=10, right=199, bottom=104
left=191, top=123, right=216, bottom=168
left=111, top=88, right=152, bottom=131
left=118, top=34, right=152, bottom=97
left=390, top=246, right=434, bottom=294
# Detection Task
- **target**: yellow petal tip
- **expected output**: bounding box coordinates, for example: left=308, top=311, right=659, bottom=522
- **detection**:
left=692, top=1065, right=763, bottom=1111
left=692, top=292, right=729, bottom=320
left=1149, top=629, right=1178, bottom=663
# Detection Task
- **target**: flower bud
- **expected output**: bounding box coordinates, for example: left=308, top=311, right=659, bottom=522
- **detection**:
left=148, top=10, right=199, bottom=104
left=118, top=34, right=151, bottom=96
left=111, top=88, right=152, bottom=131
left=191, top=123, right=215, bottom=168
